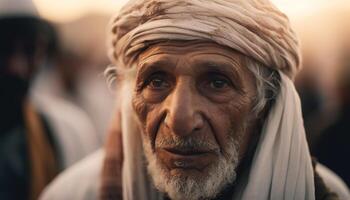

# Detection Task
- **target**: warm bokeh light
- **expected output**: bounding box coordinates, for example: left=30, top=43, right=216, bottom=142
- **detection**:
left=33, top=0, right=124, bottom=22
left=33, top=0, right=350, bottom=22
left=271, top=0, right=350, bottom=15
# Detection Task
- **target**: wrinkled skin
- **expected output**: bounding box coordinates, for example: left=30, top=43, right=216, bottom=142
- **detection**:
left=132, top=41, right=259, bottom=198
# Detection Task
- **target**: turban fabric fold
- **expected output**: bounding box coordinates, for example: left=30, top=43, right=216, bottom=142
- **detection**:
left=102, top=1, right=315, bottom=200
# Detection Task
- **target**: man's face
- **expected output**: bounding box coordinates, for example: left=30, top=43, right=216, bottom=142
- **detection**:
left=132, top=41, right=258, bottom=199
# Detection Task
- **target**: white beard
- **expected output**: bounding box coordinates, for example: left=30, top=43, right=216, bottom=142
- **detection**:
left=142, top=134, right=241, bottom=200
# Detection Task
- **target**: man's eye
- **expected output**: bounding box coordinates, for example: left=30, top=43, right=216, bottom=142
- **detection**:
left=208, top=75, right=232, bottom=90
left=210, top=79, right=229, bottom=89
left=147, top=78, right=170, bottom=89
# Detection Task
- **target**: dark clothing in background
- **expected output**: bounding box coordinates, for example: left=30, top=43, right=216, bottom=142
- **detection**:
left=298, top=82, right=324, bottom=152
left=0, top=113, right=58, bottom=200
left=315, top=106, right=350, bottom=187
left=0, top=16, right=58, bottom=72
left=0, top=125, right=29, bottom=200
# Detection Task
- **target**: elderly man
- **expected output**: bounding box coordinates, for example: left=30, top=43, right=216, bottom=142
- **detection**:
left=40, top=0, right=350, bottom=200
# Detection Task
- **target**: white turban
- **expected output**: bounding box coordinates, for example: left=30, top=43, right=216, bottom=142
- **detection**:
left=108, top=0, right=301, bottom=79
left=107, top=0, right=315, bottom=200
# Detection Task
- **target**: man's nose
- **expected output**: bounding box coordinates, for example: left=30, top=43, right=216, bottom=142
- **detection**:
left=164, top=80, right=204, bottom=137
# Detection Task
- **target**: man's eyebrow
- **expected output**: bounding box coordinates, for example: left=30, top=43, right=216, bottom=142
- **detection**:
left=193, top=60, right=244, bottom=91
left=193, top=60, right=241, bottom=77
left=137, top=58, right=174, bottom=78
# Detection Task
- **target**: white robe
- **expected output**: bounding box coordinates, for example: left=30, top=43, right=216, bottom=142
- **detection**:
left=31, top=69, right=101, bottom=168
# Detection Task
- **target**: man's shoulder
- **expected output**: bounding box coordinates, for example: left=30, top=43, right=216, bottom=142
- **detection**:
left=317, top=163, right=350, bottom=200
left=40, top=149, right=105, bottom=200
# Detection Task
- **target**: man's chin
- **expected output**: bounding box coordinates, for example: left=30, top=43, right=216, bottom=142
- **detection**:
left=147, top=153, right=237, bottom=200
left=168, top=168, right=209, bottom=178
left=148, top=162, right=210, bottom=200
left=142, top=135, right=240, bottom=200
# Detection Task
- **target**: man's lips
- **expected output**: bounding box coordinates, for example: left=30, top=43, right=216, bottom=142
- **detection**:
left=164, top=147, right=210, bottom=156
left=156, top=148, right=217, bottom=171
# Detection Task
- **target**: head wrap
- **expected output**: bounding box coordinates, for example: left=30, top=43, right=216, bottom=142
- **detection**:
left=102, top=1, right=315, bottom=200
left=108, top=0, right=301, bottom=79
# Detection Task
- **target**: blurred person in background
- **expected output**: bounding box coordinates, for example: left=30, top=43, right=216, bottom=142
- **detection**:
left=32, top=14, right=114, bottom=146
left=30, top=40, right=102, bottom=168
left=0, top=1, right=60, bottom=199
left=53, top=14, right=115, bottom=140
left=0, top=0, right=104, bottom=199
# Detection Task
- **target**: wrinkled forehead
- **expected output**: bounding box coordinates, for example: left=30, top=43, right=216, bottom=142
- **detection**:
left=137, top=40, right=246, bottom=66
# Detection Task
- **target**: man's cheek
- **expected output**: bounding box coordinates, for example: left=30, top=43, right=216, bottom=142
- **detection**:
left=225, top=96, right=252, bottom=123
left=132, top=95, right=162, bottom=142
left=212, top=101, right=249, bottom=149
left=145, top=106, right=166, bottom=145
left=132, top=94, right=149, bottom=123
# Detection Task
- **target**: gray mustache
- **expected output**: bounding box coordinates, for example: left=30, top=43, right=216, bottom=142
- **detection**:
left=155, top=136, right=220, bottom=153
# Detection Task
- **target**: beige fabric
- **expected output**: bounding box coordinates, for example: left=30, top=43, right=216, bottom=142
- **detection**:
left=23, top=101, right=58, bottom=200
left=232, top=72, right=315, bottom=200
left=107, top=0, right=301, bottom=80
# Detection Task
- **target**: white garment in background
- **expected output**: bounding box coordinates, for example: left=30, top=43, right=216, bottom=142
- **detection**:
left=31, top=68, right=101, bottom=168
left=40, top=149, right=104, bottom=200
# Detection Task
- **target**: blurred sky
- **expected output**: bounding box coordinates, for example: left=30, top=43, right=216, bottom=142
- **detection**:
left=33, top=0, right=350, bottom=22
